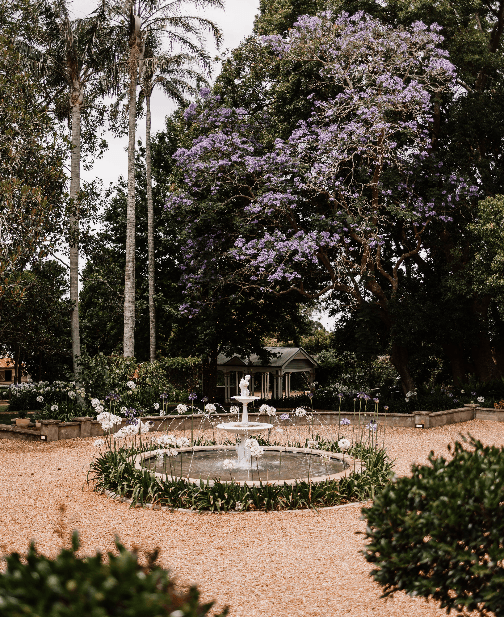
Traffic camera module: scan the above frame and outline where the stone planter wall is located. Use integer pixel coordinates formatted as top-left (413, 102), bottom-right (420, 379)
top-left (0, 405), bottom-right (503, 442)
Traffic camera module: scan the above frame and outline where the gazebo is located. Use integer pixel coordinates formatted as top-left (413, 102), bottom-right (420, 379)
top-left (217, 347), bottom-right (318, 403)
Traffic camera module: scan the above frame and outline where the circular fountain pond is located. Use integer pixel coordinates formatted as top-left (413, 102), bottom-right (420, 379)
top-left (135, 446), bottom-right (360, 487)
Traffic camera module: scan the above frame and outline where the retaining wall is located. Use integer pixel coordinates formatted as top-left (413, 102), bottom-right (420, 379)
top-left (0, 405), bottom-right (502, 442)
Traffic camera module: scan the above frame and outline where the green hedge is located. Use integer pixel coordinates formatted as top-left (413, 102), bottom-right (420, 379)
top-left (362, 436), bottom-right (504, 615)
top-left (0, 531), bottom-right (228, 616)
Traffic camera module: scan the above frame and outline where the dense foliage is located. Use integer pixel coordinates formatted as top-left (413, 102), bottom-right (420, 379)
top-left (0, 531), bottom-right (227, 616)
top-left (362, 436), bottom-right (504, 616)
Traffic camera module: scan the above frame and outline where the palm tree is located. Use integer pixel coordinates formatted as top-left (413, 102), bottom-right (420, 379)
top-left (37, 0), bottom-right (123, 375)
top-left (139, 42), bottom-right (210, 361)
top-left (105, 0), bottom-right (222, 358)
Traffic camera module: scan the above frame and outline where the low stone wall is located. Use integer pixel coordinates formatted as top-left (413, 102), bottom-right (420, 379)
top-left (0, 405), bottom-right (503, 442)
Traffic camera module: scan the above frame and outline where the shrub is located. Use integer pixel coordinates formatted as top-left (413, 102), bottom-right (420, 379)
top-left (362, 436), bottom-right (504, 616)
top-left (0, 531), bottom-right (228, 616)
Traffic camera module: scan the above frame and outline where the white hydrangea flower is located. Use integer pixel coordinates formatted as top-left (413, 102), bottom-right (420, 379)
top-left (159, 409), bottom-right (166, 416)
top-left (90, 398), bottom-right (100, 409)
top-left (165, 448), bottom-right (178, 457)
top-left (338, 438), bottom-right (351, 452)
top-left (95, 404), bottom-right (104, 414)
top-left (153, 403), bottom-right (159, 410)
top-left (259, 404), bottom-right (269, 413)
top-left (120, 406), bottom-right (128, 414)
top-left (295, 407), bottom-right (307, 417)
top-left (51, 404), bottom-right (58, 412)
top-left (176, 404), bottom-right (188, 414)
top-left (68, 391), bottom-right (76, 399)
top-left (36, 396), bottom-right (44, 403)
top-left (229, 406), bottom-right (240, 414)
top-left (204, 403), bottom-right (216, 414)
top-left (176, 437), bottom-right (190, 448)
top-left (477, 396), bottom-right (485, 403)
top-left (126, 380), bottom-right (136, 390)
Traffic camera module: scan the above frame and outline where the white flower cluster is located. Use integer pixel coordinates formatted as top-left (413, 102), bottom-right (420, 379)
top-left (204, 403), bottom-right (216, 414)
top-left (156, 434), bottom-right (190, 448)
top-left (229, 406), bottom-right (240, 414)
top-left (259, 404), bottom-right (276, 416)
top-left (176, 404), bottom-right (188, 414)
top-left (477, 396), bottom-right (485, 403)
top-left (337, 438), bottom-right (351, 452)
top-left (245, 438), bottom-right (264, 458)
top-left (295, 407), bottom-right (307, 417)
top-left (153, 403), bottom-right (159, 411)
top-left (68, 391), bottom-right (76, 399)
top-left (91, 398), bottom-right (104, 413)
top-left (36, 396), bottom-right (44, 403)
top-left (51, 404), bottom-right (58, 412)
top-left (96, 411), bottom-right (122, 431)
top-left (126, 380), bottom-right (136, 390)
top-left (114, 420), bottom-right (151, 439)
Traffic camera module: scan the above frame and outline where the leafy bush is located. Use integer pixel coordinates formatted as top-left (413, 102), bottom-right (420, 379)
top-left (0, 531), bottom-right (227, 616)
top-left (362, 436), bottom-right (504, 616)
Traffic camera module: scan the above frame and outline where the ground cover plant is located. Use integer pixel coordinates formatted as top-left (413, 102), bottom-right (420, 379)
top-left (362, 435), bottom-right (504, 616)
top-left (0, 530), bottom-right (227, 617)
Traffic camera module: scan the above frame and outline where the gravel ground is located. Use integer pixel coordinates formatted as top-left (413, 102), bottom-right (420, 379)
top-left (1, 419), bottom-right (503, 617)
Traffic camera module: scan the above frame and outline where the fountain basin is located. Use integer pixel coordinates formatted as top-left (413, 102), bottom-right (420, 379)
top-left (216, 421), bottom-right (273, 435)
top-left (135, 446), bottom-right (362, 487)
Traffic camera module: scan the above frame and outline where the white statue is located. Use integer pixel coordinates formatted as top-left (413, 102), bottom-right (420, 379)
top-left (239, 374), bottom-right (251, 397)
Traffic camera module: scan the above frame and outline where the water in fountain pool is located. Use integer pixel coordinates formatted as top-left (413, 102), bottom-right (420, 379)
top-left (142, 449), bottom-right (348, 482)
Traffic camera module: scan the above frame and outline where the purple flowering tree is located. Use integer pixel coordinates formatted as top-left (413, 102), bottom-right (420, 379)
top-left (166, 12), bottom-right (476, 393)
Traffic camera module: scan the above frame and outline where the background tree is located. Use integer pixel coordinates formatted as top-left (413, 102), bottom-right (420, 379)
top-left (37, 0), bottom-right (124, 376)
top-left (165, 13), bottom-right (472, 393)
top-left (0, 1), bottom-right (66, 305)
top-left (104, 0), bottom-right (222, 359)
top-left (139, 36), bottom-right (210, 361)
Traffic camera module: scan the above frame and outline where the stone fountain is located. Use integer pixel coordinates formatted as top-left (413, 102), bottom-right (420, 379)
top-left (216, 375), bottom-right (273, 467)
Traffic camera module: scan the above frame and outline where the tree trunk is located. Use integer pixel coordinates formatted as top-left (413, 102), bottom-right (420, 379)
top-left (471, 296), bottom-right (502, 382)
top-left (124, 12), bottom-right (142, 358)
top-left (443, 343), bottom-right (469, 385)
top-left (69, 87), bottom-right (83, 375)
top-left (145, 91), bottom-right (156, 362)
top-left (389, 342), bottom-right (415, 395)
top-left (202, 348), bottom-right (218, 401)
top-left (14, 345), bottom-right (20, 385)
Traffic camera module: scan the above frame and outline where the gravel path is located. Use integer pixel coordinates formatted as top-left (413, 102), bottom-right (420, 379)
top-left (1, 419), bottom-right (503, 617)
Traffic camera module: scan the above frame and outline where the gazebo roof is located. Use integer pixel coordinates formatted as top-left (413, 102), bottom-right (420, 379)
top-left (217, 347), bottom-right (318, 372)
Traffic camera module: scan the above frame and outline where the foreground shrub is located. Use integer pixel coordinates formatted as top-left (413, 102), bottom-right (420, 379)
top-left (0, 531), bottom-right (227, 616)
top-left (362, 436), bottom-right (504, 616)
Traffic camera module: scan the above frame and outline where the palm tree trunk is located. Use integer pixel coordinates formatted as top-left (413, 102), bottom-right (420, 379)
top-left (124, 13), bottom-right (141, 358)
top-left (69, 89), bottom-right (82, 375)
top-left (146, 91), bottom-right (156, 362)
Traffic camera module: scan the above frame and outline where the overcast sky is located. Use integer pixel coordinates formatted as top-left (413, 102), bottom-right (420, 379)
top-left (69, 0), bottom-right (260, 187)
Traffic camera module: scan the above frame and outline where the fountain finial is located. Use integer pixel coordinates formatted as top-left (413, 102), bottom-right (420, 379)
top-left (239, 375), bottom-right (250, 397)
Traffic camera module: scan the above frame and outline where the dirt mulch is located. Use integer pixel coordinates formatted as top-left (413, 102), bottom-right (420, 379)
top-left (1, 419), bottom-right (503, 617)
